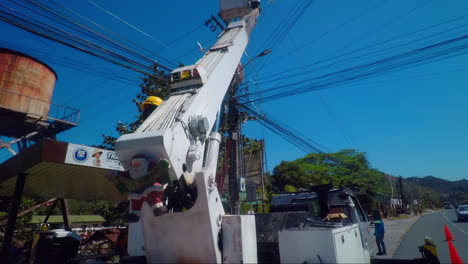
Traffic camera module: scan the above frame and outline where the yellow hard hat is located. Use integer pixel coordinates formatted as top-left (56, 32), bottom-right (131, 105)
top-left (141, 96), bottom-right (163, 108)
top-left (40, 223), bottom-right (50, 231)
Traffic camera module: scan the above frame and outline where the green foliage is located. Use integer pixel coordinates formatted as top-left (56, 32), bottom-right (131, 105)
top-left (284, 185), bottom-right (297, 192)
top-left (35, 203), bottom-right (61, 215)
top-left (0, 197), bottom-right (36, 245)
top-left (269, 149), bottom-right (448, 212)
top-left (239, 201), bottom-right (270, 214)
top-left (89, 200), bottom-right (129, 227)
top-left (242, 137), bottom-right (263, 153)
top-left (448, 192), bottom-right (468, 206)
top-left (272, 149), bottom-right (391, 196)
top-left (240, 202), bottom-right (251, 214)
top-left (272, 161), bottom-right (315, 191)
top-left (406, 176), bottom-right (466, 206)
top-left (397, 177), bottom-right (442, 209)
top-left (407, 176), bottom-right (468, 194)
top-left (67, 199), bottom-right (93, 215)
top-left (14, 197), bottom-right (36, 242)
top-left (42, 199), bottom-right (93, 216)
top-left (30, 215), bottom-right (105, 224)
top-left (97, 65), bottom-right (169, 150)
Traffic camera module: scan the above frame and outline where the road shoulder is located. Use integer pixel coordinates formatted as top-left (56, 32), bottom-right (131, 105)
top-left (380, 214), bottom-right (422, 257)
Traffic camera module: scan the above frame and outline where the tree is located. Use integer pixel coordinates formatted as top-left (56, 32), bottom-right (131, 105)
top-left (98, 64), bottom-right (169, 150)
top-left (272, 161), bottom-right (314, 191)
top-left (271, 149), bottom-right (392, 196)
top-left (67, 199), bottom-right (93, 215)
top-left (0, 197), bottom-right (36, 248)
top-left (89, 200), bottom-right (128, 227)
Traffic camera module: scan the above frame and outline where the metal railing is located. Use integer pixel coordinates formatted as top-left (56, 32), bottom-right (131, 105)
top-left (0, 88), bottom-right (80, 126)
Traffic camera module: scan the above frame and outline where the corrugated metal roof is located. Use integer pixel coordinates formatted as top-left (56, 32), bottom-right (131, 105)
top-left (30, 215), bottom-right (105, 224)
top-left (0, 139), bottom-right (126, 201)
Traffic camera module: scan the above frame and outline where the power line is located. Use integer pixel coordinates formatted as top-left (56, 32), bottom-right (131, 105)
top-left (286, 33), bottom-right (356, 149)
top-left (160, 24), bottom-right (204, 50)
top-left (254, 0), bottom-right (388, 72)
top-left (0, 40), bottom-right (140, 85)
top-left (241, 104), bottom-right (329, 154)
top-left (244, 25), bottom-right (468, 95)
top-left (47, 0), bottom-right (175, 69)
top-left (45, 0), bottom-right (173, 70)
top-left (86, 0), bottom-right (168, 48)
top-left (244, 14), bottom-right (468, 86)
top-left (10, 0), bottom-right (168, 72)
top-left (0, 1), bottom-right (173, 77)
top-left (328, 0), bottom-right (434, 59)
top-left (0, 6), bottom-right (149, 74)
top-left (241, 20), bottom-right (468, 96)
top-left (251, 0), bottom-right (313, 71)
top-left (242, 33), bottom-right (468, 104)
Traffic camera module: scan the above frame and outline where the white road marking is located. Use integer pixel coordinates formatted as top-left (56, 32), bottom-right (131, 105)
top-left (441, 211), bottom-right (468, 238)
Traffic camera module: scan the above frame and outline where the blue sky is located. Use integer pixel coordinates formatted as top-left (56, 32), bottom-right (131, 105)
top-left (1, 0), bottom-right (467, 181)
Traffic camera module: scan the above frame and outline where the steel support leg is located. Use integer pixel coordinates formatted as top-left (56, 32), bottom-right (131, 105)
top-left (1, 173), bottom-right (27, 256)
top-left (59, 199), bottom-right (71, 231)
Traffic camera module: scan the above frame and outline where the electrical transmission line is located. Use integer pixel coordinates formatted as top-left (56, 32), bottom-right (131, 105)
top-left (241, 104), bottom-right (329, 154)
top-left (241, 33), bottom-right (468, 104)
top-left (0, 1), bottom-right (173, 77)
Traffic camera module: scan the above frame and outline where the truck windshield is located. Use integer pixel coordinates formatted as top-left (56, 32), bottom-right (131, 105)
top-left (270, 193), bottom-right (319, 215)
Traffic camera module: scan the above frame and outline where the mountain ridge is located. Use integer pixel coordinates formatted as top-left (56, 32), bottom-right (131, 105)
top-left (406, 176), bottom-right (468, 204)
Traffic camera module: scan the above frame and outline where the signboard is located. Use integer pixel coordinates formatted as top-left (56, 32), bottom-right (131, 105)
top-left (65, 143), bottom-right (124, 171)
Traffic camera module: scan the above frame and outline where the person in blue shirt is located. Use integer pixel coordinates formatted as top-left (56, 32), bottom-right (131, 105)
top-left (373, 210), bottom-right (387, 256)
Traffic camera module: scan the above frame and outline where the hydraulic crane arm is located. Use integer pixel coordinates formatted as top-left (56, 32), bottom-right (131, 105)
top-left (115, 9), bottom-right (259, 185)
top-left (114, 3), bottom-right (261, 262)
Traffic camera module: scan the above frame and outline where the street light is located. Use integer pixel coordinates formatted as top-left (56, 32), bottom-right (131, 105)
top-left (243, 49), bottom-right (271, 68)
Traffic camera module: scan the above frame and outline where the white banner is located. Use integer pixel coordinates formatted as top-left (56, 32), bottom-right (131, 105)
top-left (65, 143), bottom-right (124, 171)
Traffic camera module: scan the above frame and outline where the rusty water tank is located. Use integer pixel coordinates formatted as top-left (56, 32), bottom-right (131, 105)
top-left (0, 48), bottom-right (57, 118)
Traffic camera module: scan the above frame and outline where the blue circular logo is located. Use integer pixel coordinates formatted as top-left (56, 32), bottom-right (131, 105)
top-left (73, 148), bottom-right (88, 163)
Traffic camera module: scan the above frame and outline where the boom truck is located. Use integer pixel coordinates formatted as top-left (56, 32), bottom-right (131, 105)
top-left (112, 1), bottom-right (377, 263)
top-left (0, 2), bottom-right (433, 264)
top-left (111, 1), bottom-right (426, 264)
top-left (114, 1), bottom-right (260, 263)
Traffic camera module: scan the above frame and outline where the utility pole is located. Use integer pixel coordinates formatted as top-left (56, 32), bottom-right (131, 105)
top-left (260, 140), bottom-right (266, 213)
top-left (416, 178), bottom-right (422, 207)
top-left (387, 174), bottom-right (394, 202)
top-left (398, 176), bottom-right (406, 211)
top-left (226, 49), bottom-right (271, 214)
top-left (227, 76), bottom-right (241, 214)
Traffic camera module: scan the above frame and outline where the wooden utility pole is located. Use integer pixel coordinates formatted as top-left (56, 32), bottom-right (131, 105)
top-left (398, 176), bottom-right (406, 211)
top-left (260, 141), bottom-right (265, 213)
top-left (227, 80), bottom-right (241, 214)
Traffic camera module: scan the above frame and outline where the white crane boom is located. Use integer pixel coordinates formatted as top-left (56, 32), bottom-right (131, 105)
top-left (114, 2), bottom-right (260, 263)
top-left (115, 9), bottom-right (259, 185)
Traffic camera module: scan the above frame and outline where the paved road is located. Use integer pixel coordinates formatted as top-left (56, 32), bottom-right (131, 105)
top-left (383, 215), bottom-right (421, 257)
top-left (393, 209), bottom-right (468, 263)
